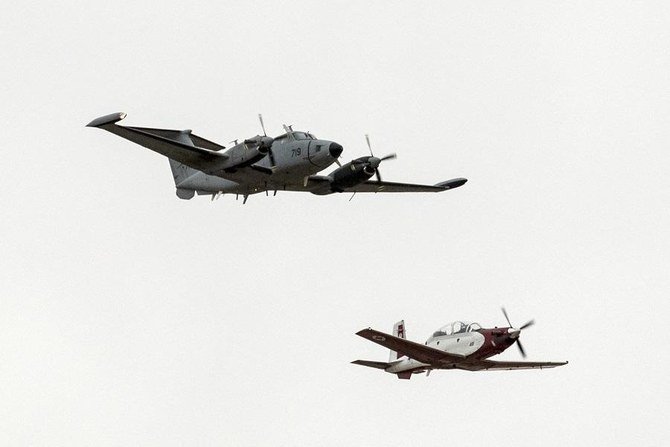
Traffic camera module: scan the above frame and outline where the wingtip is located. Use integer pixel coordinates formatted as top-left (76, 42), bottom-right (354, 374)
top-left (435, 177), bottom-right (468, 190)
top-left (86, 112), bottom-right (127, 128)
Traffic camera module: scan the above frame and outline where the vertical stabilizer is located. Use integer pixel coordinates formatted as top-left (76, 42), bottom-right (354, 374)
top-left (167, 130), bottom-right (200, 198)
top-left (388, 320), bottom-right (406, 361)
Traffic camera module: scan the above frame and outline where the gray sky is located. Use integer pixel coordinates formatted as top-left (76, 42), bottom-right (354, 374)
top-left (2, 1), bottom-right (669, 445)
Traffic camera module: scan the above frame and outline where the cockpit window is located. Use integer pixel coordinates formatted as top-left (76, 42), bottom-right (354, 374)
top-left (432, 321), bottom-right (481, 338)
top-left (433, 324), bottom-right (452, 337)
top-left (291, 132), bottom-right (312, 140)
top-left (289, 132), bottom-right (317, 140)
top-left (452, 321), bottom-right (466, 334)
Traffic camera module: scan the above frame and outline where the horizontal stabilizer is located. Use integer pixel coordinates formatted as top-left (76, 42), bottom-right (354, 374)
top-left (351, 360), bottom-right (391, 370)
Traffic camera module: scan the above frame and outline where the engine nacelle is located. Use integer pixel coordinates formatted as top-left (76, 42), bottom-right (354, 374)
top-left (329, 157), bottom-right (376, 192)
top-left (222, 141), bottom-right (270, 172)
top-left (243, 135), bottom-right (274, 154)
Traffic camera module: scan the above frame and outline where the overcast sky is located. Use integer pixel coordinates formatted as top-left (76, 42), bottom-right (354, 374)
top-left (2, 1), bottom-right (669, 445)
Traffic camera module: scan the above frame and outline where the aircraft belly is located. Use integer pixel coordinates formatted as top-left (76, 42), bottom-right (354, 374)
top-left (386, 358), bottom-right (430, 373)
top-left (181, 172), bottom-right (240, 193)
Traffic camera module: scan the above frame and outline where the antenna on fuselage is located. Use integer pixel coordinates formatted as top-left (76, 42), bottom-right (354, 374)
top-left (282, 124), bottom-right (295, 140)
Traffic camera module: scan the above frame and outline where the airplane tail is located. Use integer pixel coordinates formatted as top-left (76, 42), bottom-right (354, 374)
top-left (353, 320), bottom-right (411, 379)
top-left (168, 158), bottom-right (200, 199)
top-left (163, 130), bottom-right (199, 199)
top-left (351, 360), bottom-right (391, 370)
top-left (388, 320), bottom-right (406, 362)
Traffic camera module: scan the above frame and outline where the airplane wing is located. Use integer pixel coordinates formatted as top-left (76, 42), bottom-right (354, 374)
top-left (355, 328), bottom-right (465, 365)
top-left (87, 112), bottom-right (230, 175)
top-left (343, 178), bottom-right (467, 193)
top-left (456, 359), bottom-right (568, 371)
top-left (285, 176), bottom-right (467, 194)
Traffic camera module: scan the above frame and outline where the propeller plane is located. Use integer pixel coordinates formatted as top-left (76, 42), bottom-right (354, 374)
top-left (353, 309), bottom-right (567, 379)
top-left (86, 113), bottom-right (467, 203)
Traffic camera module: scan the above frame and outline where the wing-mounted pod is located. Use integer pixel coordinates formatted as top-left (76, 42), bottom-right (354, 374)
top-left (86, 112), bottom-right (127, 128)
top-left (435, 178), bottom-right (468, 190)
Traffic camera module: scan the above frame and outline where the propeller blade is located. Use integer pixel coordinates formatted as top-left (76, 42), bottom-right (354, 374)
top-left (380, 153), bottom-right (397, 161)
top-left (501, 307), bottom-right (513, 327)
top-left (375, 170), bottom-right (382, 182)
top-left (258, 114), bottom-right (267, 136)
top-left (335, 159), bottom-right (342, 167)
top-left (516, 339), bottom-right (527, 358)
top-left (365, 134), bottom-right (374, 156)
top-left (520, 319), bottom-right (535, 330)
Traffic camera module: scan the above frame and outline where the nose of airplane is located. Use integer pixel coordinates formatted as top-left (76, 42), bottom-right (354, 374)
top-left (329, 142), bottom-right (343, 159)
top-left (507, 327), bottom-right (521, 339)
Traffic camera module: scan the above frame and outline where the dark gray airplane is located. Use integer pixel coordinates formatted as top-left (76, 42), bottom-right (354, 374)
top-left (87, 113), bottom-right (467, 203)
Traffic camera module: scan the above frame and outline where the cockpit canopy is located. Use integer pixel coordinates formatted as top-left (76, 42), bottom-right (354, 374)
top-left (431, 321), bottom-right (482, 338)
top-left (275, 131), bottom-right (317, 141)
top-left (292, 131), bottom-right (317, 140)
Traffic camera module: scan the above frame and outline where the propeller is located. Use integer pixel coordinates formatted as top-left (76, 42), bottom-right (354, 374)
top-left (243, 114), bottom-right (276, 166)
top-left (364, 134), bottom-right (396, 182)
top-left (258, 113), bottom-right (267, 136)
top-left (501, 307), bottom-right (535, 358)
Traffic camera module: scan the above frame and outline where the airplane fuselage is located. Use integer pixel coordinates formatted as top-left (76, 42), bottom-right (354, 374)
top-left (386, 327), bottom-right (519, 375)
top-left (177, 133), bottom-right (343, 195)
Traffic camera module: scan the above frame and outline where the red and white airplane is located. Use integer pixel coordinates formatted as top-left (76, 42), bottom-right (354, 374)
top-left (353, 309), bottom-right (567, 379)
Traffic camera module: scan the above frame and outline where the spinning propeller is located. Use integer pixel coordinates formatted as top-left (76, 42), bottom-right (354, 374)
top-left (357, 134), bottom-right (396, 182)
top-left (501, 307), bottom-right (535, 358)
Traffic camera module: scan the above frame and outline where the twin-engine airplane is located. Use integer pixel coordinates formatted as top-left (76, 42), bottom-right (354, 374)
top-left (87, 113), bottom-right (467, 203)
top-left (353, 309), bottom-right (567, 379)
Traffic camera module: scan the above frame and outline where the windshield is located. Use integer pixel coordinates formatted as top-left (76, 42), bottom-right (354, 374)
top-left (291, 131), bottom-right (314, 140)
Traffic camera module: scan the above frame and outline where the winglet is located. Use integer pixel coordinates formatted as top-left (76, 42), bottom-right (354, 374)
top-left (435, 177), bottom-right (467, 190)
top-left (86, 112), bottom-right (127, 128)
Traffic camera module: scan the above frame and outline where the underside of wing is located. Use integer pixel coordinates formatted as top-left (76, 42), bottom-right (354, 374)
top-left (87, 112), bottom-right (230, 175)
top-left (280, 176), bottom-right (468, 195)
top-left (456, 360), bottom-right (568, 371)
top-left (355, 328), bottom-right (464, 365)
top-left (343, 178), bottom-right (467, 193)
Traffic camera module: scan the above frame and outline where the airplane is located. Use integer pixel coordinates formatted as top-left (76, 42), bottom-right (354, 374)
top-left (86, 112), bottom-right (467, 203)
top-left (352, 309), bottom-right (567, 379)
